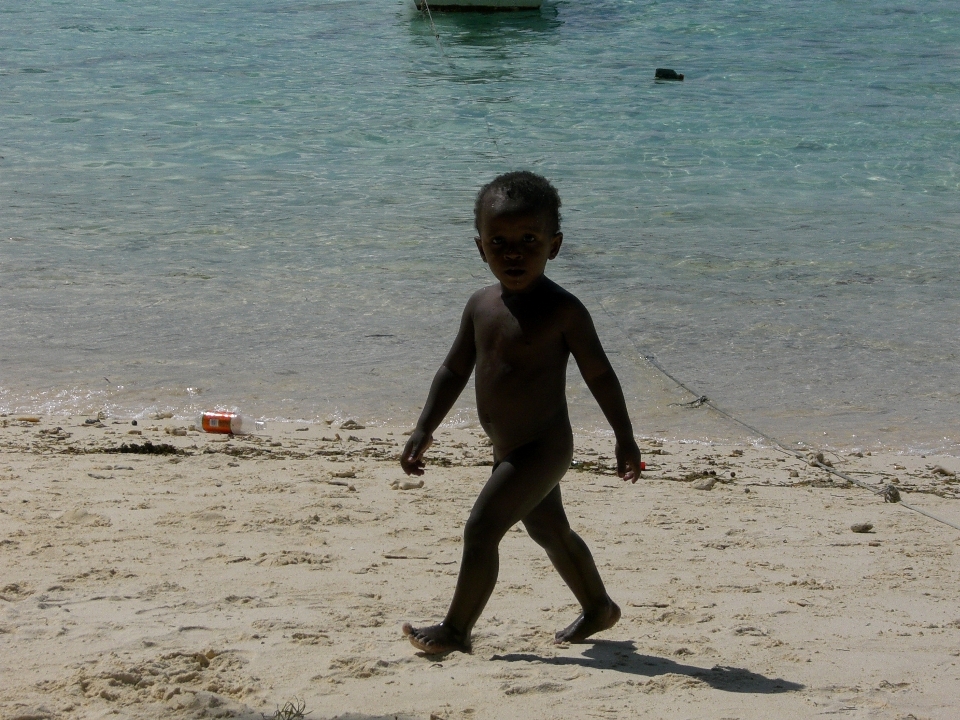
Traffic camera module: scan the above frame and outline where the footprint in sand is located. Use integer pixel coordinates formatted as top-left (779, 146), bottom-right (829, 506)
top-left (255, 551), bottom-right (331, 567)
top-left (61, 649), bottom-right (259, 711)
top-left (0, 582), bottom-right (33, 601)
top-left (324, 656), bottom-right (396, 681)
top-left (59, 508), bottom-right (111, 527)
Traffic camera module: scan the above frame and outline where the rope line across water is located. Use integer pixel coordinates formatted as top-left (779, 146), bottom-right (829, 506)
top-left (416, 0), bottom-right (506, 160)
top-left (597, 297), bottom-right (960, 535)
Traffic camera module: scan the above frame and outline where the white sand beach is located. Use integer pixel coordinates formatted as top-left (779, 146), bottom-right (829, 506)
top-left (2, 415), bottom-right (959, 719)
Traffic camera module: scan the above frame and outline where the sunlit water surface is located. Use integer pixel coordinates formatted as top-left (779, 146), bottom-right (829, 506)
top-left (2, 0), bottom-right (960, 453)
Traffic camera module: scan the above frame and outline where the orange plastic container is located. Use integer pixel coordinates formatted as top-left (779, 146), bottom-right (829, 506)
top-left (198, 411), bottom-right (237, 433)
top-left (198, 411), bottom-right (264, 435)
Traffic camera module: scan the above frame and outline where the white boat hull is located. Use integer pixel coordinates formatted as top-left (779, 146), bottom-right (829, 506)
top-left (414, 0), bottom-right (541, 11)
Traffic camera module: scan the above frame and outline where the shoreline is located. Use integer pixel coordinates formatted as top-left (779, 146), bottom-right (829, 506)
top-left (2, 415), bottom-right (960, 718)
top-left (2, 395), bottom-right (958, 459)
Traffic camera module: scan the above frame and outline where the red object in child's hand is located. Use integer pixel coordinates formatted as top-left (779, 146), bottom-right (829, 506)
top-left (640, 462), bottom-right (646, 471)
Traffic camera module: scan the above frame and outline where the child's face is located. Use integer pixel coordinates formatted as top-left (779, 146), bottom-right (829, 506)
top-left (474, 192), bottom-right (562, 294)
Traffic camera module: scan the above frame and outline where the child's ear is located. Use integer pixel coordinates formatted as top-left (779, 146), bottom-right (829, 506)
top-left (474, 236), bottom-right (488, 263)
top-left (548, 232), bottom-right (563, 260)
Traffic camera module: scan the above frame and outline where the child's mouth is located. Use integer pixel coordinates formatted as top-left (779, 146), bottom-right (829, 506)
top-left (504, 268), bottom-right (525, 277)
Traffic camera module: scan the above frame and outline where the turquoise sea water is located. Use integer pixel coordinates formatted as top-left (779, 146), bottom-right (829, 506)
top-left (2, 0), bottom-right (959, 453)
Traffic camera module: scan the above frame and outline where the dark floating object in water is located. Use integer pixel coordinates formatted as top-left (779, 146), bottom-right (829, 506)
top-left (655, 68), bottom-right (684, 81)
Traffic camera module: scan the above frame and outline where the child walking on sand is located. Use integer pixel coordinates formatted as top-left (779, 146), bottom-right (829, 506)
top-left (401, 171), bottom-right (643, 655)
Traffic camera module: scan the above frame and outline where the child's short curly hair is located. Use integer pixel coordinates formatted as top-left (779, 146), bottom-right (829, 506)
top-left (474, 171), bottom-right (562, 235)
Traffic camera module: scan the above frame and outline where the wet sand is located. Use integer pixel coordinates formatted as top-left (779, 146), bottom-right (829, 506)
top-left (1, 415), bottom-right (959, 719)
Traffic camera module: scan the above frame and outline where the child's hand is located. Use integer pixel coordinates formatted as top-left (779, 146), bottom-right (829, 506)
top-left (616, 438), bottom-right (643, 484)
top-left (401, 430), bottom-right (433, 476)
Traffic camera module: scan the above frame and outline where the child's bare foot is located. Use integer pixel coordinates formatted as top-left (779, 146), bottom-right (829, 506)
top-left (554, 600), bottom-right (621, 644)
top-left (402, 622), bottom-right (471, 654)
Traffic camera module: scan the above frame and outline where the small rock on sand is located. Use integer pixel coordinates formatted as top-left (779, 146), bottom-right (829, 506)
top-left (692, 477), bottom-right (716, 491)
top-left (340, 419), bottom-right (365, 430)
top-left (850, 522), bottom-right (874, 533)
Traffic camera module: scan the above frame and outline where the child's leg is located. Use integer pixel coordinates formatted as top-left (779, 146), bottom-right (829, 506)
top-left (403, 429), bottom-right (572, 654)
top-left (521, 484), bottom-right (620, 643)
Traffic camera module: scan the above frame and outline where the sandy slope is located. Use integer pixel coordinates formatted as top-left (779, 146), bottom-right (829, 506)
top-left (1, 415), bottom-right (959, 720)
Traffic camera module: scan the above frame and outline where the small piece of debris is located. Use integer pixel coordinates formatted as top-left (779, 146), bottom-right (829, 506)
top-left (809, 451), bottom-right (833, 468)
top-left (340, 419), bottom-right (365, 430)
top-left (655, 68), bottom-right (684, 81)
top-left (850, 522), bottom-right (874, 533)
top-left (108, 441), bottom-right (181, 455)
top-left (390, 479), bottom-right (424, 490)
top-left (692, 477), bottom-right (716, 491)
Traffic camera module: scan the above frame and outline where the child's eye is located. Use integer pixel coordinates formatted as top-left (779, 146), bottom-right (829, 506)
top-left (522, 234), bottom-right (536, 243)
top-left (491, 237), bottom-right (504, 245)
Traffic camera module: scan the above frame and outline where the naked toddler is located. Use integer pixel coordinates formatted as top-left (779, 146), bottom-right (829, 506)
top-left (401, 171), bottom-right (643, 654)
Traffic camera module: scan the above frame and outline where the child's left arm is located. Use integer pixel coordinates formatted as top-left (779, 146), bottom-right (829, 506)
top-left (564, 299), bottom-right (644, 483)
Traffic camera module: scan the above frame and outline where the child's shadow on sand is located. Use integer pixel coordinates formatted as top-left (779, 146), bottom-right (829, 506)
top-left (491, 640), bottom-right (803, 694)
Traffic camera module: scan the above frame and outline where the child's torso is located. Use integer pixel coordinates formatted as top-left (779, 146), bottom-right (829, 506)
top-left (471, 281), bottom-right (572, 451)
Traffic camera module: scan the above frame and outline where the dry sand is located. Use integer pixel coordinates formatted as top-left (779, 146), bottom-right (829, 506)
top-left (1, 414), bottom-right (959, 720)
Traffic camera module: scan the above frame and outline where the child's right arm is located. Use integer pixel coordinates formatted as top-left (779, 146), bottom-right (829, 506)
top-left (401, 297), bottom-right (478, 476)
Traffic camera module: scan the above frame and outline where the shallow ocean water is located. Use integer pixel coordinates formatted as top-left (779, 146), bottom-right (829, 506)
top-left (2, 0), bottom-right (959, 453)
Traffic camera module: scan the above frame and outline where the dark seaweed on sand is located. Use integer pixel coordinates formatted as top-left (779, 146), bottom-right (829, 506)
top-left (106, 441), bottom-right (183, 455)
